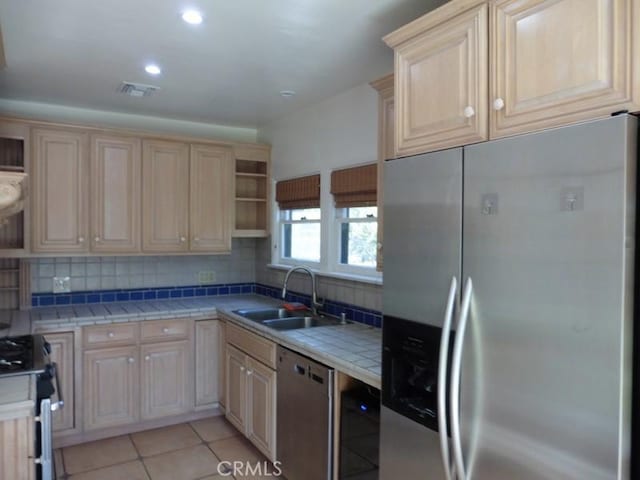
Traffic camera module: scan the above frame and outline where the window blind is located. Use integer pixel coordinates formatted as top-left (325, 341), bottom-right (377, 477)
top-left (275, 174), bottom-right (321, 209)
top-left (330, 163), bottom-right (377, 208)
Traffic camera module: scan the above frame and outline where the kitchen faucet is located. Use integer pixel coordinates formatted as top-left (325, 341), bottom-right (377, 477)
top-left (281, 265), bottom-right (323, 315)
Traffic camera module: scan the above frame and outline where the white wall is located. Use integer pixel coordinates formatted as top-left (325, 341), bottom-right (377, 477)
top-left (0, 98), bottom-right (258, 143)
top-left (258, 82), bottom-right (378, 179)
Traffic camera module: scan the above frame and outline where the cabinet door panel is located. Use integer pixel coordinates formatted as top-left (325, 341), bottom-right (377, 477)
top-left (142, 140), bottom-right (189, 252)
top-left (393, 4), bottom-right (488, 156)
top-left (84, 347), bottom-right (138, 430)
top-left (44, 332), bottom-right (75, 432)
top-left (190, 145), bottom-right (233, 252)
top-left (225, 344), bottom-right (247, 433)
top-left (90, 135), bottom-right (141, 252)
top-left (195, 320), bottom-right (220, 407)
top-left (246, 358), bottom-right (276, 460)
top-left (140, 341), bottom-right (192, 419)
top-left (218, 321), bottom-right (226, 408)
top-left (491, 0), bottom-right (640, 137)
top-left (32, 128), bottom-right (88, 252)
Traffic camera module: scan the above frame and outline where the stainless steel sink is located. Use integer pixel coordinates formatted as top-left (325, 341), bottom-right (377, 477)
top-left (233, 307), bottom-right (304, 322)
top-left (233, 307), bottom-right (342, 331)
top-left (262, 316), bottom-right (341, 331)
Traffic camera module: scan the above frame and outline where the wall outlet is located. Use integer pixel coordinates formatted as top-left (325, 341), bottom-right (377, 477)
top-left (53, 276), bottom-right (71, 293)
top-left (198, 271), bottom-right (216, 284)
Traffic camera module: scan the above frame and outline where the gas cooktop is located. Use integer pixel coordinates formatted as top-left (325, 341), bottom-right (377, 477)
top-left (0, 335), bottom-right (48, 377)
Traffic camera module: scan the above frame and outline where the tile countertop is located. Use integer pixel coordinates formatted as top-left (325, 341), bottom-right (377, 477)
top-left (0, 294), bottom-right (382, 389)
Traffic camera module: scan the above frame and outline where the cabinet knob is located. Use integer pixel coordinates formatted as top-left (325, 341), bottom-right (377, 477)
top-left (493, 98), bottom-right (505, 111)
top-left (247, 370), bottom-right (253, 376)
top-left (180, 236), bottom-right (186, 243)
top-left (463, 106), bottom-right (475, 118)
top-left (240, 366), bottom-right (245, 372)
top-left (94, 236), bottom-right (101, 243)
top-left (108, 332), bottom-right (115, 338)
top-left (377, 242), bottom-right (383, 251)
top-left (145, 355), bottom-right (150, 361)
top-left (128, 357), bottom-right (135, 363)
top-left (162, 327), bottom-right (169, 334)
top-left (78, 236), bottom-right (85, 243)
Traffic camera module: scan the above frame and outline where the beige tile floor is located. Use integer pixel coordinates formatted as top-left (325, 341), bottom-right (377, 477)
top-left (54, 416), bottom-right (283, 480)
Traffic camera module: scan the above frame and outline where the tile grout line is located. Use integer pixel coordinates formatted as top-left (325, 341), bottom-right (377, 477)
top-left (128, 433), bottom-right (153, 480)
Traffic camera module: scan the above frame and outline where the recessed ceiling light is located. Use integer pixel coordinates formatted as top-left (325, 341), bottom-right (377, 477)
top-left (145, 64), bottom-right (162, 75)
top-left (280, 90), bottom-right (296, 98)
top-left (182, 10), bottom-right (203, 25)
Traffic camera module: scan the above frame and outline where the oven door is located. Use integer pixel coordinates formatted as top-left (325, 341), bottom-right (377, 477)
top-left (35, 363), bottom-right (63, 480)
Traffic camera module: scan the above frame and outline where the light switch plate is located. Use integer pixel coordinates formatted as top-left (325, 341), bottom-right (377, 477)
top-left (53, 276), bottom-right (71, 293)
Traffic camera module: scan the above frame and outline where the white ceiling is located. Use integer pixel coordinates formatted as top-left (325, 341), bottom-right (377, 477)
top-left (0, 0), bottom-right (445, 128)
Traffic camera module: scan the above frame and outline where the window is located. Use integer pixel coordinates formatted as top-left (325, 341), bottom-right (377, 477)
top-left (331, 163), bottom-right (378, 273)
top-left (336, 206), bottom-right (377, 268)
top-left (280, 207), bottom-right (321, 263)
top-left (273, 166), bottom-right (381, 280)
top-left (275, 174), bottom-right (321, 265)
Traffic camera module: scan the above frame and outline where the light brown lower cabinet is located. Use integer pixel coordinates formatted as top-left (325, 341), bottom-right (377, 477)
top-left (195, 320), bottom-right (221, 408)
top-left (83, 346), bottom-right (139, 430)
top-left (45, 332), bottom-right (75, 433)
top-left (0, 415), bottom-right (35, 480)
top-left (82, 318), bottom-right (196, 432)
top-left (225, 343), bottom-right (247, 432)
top-left (225, 342), bottom-right (277, 461)
top-left (141, 340), bottom-right (191, 419)
top-left (245, 357), bottom-right (276, 457)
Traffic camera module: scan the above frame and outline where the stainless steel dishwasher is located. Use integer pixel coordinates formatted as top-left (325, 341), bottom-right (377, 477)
top-left (277, 345), bottom-right (334, 480)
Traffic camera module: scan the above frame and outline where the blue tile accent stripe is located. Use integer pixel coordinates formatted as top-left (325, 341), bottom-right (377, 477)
top-left (31, 282), bottom-right (382, 328)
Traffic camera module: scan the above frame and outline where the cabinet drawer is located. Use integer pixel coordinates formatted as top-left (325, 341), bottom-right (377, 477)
top-left (83, 323), bottom-right (138, 348)
top-left (140, 319), bottom-right (190, 342)
top-left (226, 322), bottom-right (276, 369)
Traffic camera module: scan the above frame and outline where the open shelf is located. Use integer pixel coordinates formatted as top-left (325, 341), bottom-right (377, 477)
top-left (234, 156), bottom-right (269, 237)
top-left (0, 136), bottom-right (26, 252)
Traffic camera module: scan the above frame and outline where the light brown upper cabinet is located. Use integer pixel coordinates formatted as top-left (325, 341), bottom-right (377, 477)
top-left (142, 140), bottom-right (190, 252)
top-left (384, 0), bottom-right (489, 157)
top-left (385, 0), bottom-right (640, 155)
top-left (31, 128), bottom-right (89, 253)
top-left (190, 144), bottom-right (233, 253)
top-left (370, 73), bottom-right (395, 271)
top-left (490, 0), bottom-right (640, 138)
top-left (90, 135), bottom-right (141, 253)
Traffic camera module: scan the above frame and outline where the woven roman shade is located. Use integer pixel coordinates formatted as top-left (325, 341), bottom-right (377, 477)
top-left (331, 163), bottom-right (377, 208)
top-left (276, 174), bottom-right (321, 209)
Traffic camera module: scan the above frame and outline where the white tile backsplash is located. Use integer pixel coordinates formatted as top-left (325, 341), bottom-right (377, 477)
top-left (30, 239), bottom-right (257, 294)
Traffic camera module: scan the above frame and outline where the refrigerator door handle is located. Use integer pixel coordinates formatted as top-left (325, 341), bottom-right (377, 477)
top-left (437, 276), bottom-right (457, 480)
top-left (450, 277), bottom-right (473, 480)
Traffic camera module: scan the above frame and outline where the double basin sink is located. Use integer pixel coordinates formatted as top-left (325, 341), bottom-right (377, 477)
top-left (232, 307), bottom-right (342, 331)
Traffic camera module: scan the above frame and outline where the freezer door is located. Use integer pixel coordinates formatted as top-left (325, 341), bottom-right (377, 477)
top-left (380, 406), bottom-right (448, 480)
top-left (460, 116), bottom-right (636, 480)
top-left (383, 149), bottom-right (463, 326)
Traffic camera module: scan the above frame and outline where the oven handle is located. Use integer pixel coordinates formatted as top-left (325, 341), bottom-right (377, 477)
top-left (35, 397), bottom-right (53, 480)
top-left (50, 362), bottom-right (64, 411)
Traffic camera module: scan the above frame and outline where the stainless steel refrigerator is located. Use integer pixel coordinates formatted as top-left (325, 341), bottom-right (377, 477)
top-left (380, 115), bottom-right (636, 480)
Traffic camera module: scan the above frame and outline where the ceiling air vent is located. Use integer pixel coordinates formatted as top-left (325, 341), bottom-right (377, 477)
top-left (118, 81), bottom-right (160, 97)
